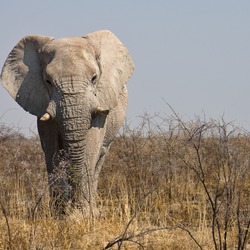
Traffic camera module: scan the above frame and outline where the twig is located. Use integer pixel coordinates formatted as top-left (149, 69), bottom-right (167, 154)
top-left (177, 225), bottom-right (203, 250)
top-left (0, 200), bottom-right (11, 249)
top-left (103, 224), bottom-right (203, 250)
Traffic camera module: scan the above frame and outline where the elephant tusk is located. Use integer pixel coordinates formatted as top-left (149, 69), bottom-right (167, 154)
top-left (40, 113), bottom-right (50, 121)
top-left (96, 106), bottom-right (105, 112)
top-left (96, 106), bottom-right (109, 115)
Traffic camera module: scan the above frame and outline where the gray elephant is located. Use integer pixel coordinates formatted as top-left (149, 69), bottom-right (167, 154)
top-left (1, 30), bottom-right (134, 215)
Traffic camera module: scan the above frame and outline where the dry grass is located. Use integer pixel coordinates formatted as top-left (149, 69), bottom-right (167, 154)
top-left (0, 114), bottom-right (249, 249)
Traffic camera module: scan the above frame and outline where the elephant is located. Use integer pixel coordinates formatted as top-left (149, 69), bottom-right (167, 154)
top-left (1, 30), bottom-right (134, 215)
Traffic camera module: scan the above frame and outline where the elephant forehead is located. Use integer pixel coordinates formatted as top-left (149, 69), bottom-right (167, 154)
top-left (42, 37), bottom-right (98, 77)
top-left (46, 56), bottom-right (96, 79)
top-left (42, 37), bottom-right (95, 56)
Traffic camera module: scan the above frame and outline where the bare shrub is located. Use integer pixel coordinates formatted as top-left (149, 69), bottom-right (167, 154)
top-left (100, 113), bottom-right (250, 249)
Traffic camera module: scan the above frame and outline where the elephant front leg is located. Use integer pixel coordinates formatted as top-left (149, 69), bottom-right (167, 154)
top-left (67, 116), bottom-right (107, 216)
top-left (37, 119), bottom-right (69, 215)
top-left (68, 163), bottom-right (98, 216)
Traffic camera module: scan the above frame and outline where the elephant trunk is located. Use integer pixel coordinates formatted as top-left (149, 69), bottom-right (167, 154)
top-left (54, 80), bottom-right (100, 209)
top-left (61, 105), bottom-right (96, 210)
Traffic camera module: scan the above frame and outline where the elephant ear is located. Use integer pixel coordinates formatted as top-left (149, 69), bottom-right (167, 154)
top-left (84, 30), bottom-right (134, 110)
top-left (1, 35), bottom-right (54, 117)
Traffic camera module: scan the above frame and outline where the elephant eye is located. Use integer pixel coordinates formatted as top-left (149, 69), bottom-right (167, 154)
top-left (91, 74), bottom-right (98, 84)
top-left (46, 79), bottom-right (52, 85)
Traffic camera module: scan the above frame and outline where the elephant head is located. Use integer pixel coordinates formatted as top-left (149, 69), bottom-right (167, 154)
top-left (1, 30), bottom-right (134, 119)
top-left (1, 30), bottom-right (134, 214)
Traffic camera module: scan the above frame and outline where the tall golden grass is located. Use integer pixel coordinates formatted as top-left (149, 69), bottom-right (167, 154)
top-left (0, 114), bottom-right (249, 249)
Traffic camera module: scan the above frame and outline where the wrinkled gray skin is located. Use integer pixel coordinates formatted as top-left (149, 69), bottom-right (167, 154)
top-left (1, 30), bottom-right (134, 215)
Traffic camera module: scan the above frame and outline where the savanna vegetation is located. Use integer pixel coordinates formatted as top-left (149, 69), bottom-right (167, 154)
top-left (0, 112), bottom-right (249, 249)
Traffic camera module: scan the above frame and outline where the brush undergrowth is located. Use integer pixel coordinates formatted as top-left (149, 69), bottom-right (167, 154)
top-left (0, 114), bottom-right (249, 250)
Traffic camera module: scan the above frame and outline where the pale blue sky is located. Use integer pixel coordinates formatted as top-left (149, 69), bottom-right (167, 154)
top-left (1, 1), bottom-right (250, 135)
